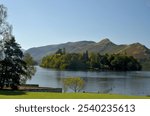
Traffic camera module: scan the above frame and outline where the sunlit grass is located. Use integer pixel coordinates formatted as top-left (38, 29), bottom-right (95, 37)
top-left (0, 91), bottom-right (149, 99)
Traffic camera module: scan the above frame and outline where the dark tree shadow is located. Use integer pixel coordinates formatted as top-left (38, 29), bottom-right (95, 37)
top-left (0, 90), bottom-right (26, 95)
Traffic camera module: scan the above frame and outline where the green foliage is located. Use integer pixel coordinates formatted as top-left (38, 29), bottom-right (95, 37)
top-left (40, 49), bottom-right (142, 71)
top-left (63, 77), bottom-right (85, 92)
top-left (0, 36), bottom-right (36, 89)
top-left (23, 53), bottom-right (35, 65)
top-left (55, 48), bottom-right (66, 55)
top-left (0, 5), bottom-right (36, 89)
top-left (41, 53), bottom-right (89, 70)
top-left (22, 53), bottom-right (36, 83)
top-left (141, 59), bottom-right (150, 70)
top-left (110, 55), bottom-right (142, 71)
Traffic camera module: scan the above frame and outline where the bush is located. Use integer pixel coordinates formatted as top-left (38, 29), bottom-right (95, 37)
top-left (63, 77), bottom-right (85, 92)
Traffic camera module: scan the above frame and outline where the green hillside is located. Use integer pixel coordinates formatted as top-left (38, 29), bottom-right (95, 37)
top-left (26, 38), bottom-right (150, 70)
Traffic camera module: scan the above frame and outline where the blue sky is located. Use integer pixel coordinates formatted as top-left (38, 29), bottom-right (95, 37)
top-left (1, 0), bottom-right (150, 49)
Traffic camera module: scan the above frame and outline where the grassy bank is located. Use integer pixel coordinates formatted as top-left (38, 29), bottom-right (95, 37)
top-left (0, 91), bottom-right (149, 99)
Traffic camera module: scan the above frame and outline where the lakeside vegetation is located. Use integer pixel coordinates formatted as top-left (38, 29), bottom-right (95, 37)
top-left (40, 48), bottom-right (142, 71)
top-left (141, 60), bottom-right (150, 71)
top-left (0, 91), bottom-right (149, 99)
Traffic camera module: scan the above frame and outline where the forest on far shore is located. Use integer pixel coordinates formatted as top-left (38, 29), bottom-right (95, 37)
top-left (40, 48), bottom-right (142, 71)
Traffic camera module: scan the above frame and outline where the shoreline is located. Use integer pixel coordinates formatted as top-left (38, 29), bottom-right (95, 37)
top-left (1, 84), bottom-right (62, 93)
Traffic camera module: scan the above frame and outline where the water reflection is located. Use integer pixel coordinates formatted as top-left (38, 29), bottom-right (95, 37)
top-left (27, 66), bottom-right (150, 96)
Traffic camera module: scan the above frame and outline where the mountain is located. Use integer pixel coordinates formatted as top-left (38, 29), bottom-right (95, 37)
top-left (26, 38), bottom-right (150, 64)
top-left (26, 41), bottom-right (95, 62)
top-left (117, 43), bottom-right (150, 60)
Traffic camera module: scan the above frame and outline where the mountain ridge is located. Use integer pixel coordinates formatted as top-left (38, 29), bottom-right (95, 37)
top-left (26, 39), bottom-right (150, 64)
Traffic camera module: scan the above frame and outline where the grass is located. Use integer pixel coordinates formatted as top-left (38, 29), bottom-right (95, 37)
top-left (0, 90), bottom-right (149, 99)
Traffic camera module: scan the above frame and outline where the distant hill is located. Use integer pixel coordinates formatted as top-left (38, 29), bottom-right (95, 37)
top-left (26, 38), bottom-right (150, 68)
top-left (26, 41), bottom-right (95, 62)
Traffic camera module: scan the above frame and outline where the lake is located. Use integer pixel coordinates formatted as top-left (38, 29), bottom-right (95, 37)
top-left (27, 66), bottom-right (150, 96)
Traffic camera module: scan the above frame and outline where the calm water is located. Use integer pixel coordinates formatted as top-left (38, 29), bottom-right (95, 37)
top-left (27, 66), bottom-right (150, 96)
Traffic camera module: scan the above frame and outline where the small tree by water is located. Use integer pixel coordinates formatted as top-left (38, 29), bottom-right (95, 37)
top-left (63, 77), bottom-right (85, 93)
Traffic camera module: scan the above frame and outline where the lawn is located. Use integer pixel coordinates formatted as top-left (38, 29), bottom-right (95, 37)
top-left (0, 90), bottom-right (149, 99)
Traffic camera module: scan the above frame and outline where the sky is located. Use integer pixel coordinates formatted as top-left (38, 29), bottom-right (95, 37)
top-left (0, 0), bottom-right (150, 49)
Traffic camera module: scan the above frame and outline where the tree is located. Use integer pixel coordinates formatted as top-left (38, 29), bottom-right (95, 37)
top-left (62, 48), bottom-right (66, 55)
top-left (63, 77), bottom-right (85, 92)
top-left (89, 53), bottom-right (100, 69)
top-left (55, 48), bottom-right (63, 55)
top-left (83, 50), bottom-right (89, 62)
top-left (0, 4), bottom-right (36, 89)
top-left (0, 5), bottom-right (11, 60)
top-left (23, 53), bottom-right (36, 65)
top-left (23, 53), bottom-right (36, 83)
top-left (41, 52), bottom-right (142, 71)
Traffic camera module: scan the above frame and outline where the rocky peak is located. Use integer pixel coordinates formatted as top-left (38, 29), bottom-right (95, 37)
top-left (98, 38), bottom-right (114, 45)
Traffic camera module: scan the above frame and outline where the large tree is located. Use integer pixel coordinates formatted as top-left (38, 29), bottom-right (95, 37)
top-left (0, 4), bottom-right (35, 89)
